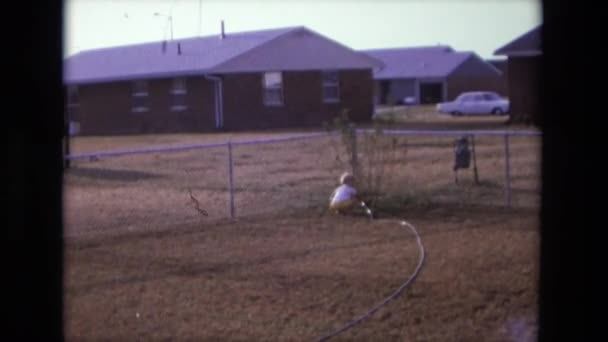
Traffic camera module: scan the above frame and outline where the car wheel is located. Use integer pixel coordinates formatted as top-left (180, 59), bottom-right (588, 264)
top-left (492, 108), bottom-right (504, 115)
top-left (451, 111), bottom-right (463, 116)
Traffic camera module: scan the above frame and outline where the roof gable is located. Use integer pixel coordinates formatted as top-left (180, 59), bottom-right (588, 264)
top-left (494, 25), bottom-right (542, 56)
top-left (362, 46), bottom-right (473, 79)
top-left (211, 27), bottom-right (384, 73)
top-left (449, 54), bottom-right (503, 77)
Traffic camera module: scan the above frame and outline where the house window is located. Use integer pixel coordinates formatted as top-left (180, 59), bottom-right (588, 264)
top-left (263, 71), bottom-right (283, 106)
top-left (322, 71), bottom-right (340, 103)
top-left (132, 80), bottom-right (149, 112)
top-left (171, 77), bottom-right (187, 111)
top-left (67, 86), bottom-right (79, 107)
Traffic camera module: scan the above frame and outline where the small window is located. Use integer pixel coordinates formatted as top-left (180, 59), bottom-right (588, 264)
top-left (133, 80), bottom-right (148, 96)
top-left (132, 96), bottom-right (148, 112)
top-left (171, 77), bottom-right (187, 94)
top-left (132, 80), bottom-right (149, 112)
top-left (67, 86), bottom-right (79, 107)
top-left (171, 78), bottom-right (188, 111)
top-left (322, 71), bottom-right (339, 103)
top-left (263, 72), bottom-right (283, 106)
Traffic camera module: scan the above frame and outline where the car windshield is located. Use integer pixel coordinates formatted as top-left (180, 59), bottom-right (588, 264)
top-left (457, 94), bottom-right (473, 102)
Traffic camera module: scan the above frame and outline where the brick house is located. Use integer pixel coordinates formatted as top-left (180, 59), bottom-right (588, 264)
top-left (362, 46), bottom-right (505, 105)
top-left (494, 25), bottom-right (542, 125)
top-left (64, 26), bottom-right (383, 135)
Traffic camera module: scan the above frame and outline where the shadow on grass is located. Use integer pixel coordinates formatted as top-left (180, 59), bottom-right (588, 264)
top-left (66, 166), bottom-right (164, 182)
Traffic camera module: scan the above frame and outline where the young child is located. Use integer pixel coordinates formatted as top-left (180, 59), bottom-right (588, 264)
top-left (329, 172), bottom-right (361, 214)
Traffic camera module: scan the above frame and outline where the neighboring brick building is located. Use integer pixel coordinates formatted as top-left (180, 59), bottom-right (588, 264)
top-left (362, 46), bottom-right (505, 105)
top-left (494, 25), bottom-right (542, 125)
top-left (64, 26), bottom-right (383, 135)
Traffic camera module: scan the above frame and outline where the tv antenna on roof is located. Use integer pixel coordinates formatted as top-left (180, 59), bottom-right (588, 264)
top-left (154, 12), bottom-right (174, 41)
top-left (198, 0), bottom-right (202, 36)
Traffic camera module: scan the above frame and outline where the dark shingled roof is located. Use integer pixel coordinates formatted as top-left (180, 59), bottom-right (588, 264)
top-left (362, 46), bottom-right (483, 79)
top-left (494, 25), bottom-right (542, 56)
top-left (64, 26), bottom-right (383, 84)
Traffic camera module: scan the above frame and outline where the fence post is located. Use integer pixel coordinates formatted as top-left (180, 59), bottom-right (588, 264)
top-left (64, 111), bottom-right (71, 169)
top-left (504, 134), bottom-right (512, 208)
top-left (227, 141), bottom-right (235, 218)
top-left (471, 134), bottom-right (478, 184)
top-left (349, 124), bottom-right (360, 179)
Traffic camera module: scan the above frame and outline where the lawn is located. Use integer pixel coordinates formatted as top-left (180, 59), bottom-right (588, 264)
top-left (64, 114), bottom-right (540, 341)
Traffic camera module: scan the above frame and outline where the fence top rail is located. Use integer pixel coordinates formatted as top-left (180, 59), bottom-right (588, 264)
top-left (65, 129), bottom-right (541, 161)
top-left (65, 132), bottom-right (336, 161)
top-left (230, 131), bottom-right (336, 146)
top-left (356, 129), bottom-right (542, 137)
top-left (66, 141), bottom-right (230, 160)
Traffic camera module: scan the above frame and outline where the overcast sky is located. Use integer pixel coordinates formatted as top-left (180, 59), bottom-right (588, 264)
top-left (64, 0), bottom-right (541, 59)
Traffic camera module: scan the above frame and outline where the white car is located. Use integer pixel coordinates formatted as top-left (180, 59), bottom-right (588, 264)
top-left (437, 91), bottom-right (509, 116)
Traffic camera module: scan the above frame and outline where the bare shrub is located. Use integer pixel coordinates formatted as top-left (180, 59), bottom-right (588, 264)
top-left (323, 109), bottom-right (408, 210)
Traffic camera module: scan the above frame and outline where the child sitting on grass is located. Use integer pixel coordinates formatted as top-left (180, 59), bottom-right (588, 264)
top-left (329, 172), bottom-right (363, 215)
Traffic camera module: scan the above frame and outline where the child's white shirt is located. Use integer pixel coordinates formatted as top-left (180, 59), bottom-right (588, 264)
top-left (330, 184), bottom-right (357, 205)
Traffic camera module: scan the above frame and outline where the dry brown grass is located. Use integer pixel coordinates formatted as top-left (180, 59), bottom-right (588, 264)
top-left (65, 211), bottom-right (538, 341)
top-left (373, 105), bottom-right (537, 131)
top-left (64, 117), bottom-right (541, 341)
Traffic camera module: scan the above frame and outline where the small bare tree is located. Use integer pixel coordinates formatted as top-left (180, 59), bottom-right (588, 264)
top-left (323, 109), bottom-right (407, 210)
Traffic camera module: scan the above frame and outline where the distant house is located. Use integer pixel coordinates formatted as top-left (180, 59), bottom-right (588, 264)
top-left (362, 46), bottom-right (505, 105)
top-left (494, 25), bottom-right (541, 125)
top-left (64, 26), bottom-right (383, 135)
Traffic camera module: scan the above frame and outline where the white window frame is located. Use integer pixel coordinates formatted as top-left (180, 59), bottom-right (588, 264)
top-left (132, 80), bottom-right (149, 113)
top-left (262, 71), bottom-right (283, 106)
top-left (322, 71), bottom-right (340, 103)
top-left (170, 77), bottom-right (188, 111)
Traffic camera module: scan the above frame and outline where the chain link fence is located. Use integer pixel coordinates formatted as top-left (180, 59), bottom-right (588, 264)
top-left (64, 131), bottom-right (540, 236)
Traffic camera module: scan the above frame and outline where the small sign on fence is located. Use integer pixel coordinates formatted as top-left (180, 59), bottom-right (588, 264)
top-left (453, 135), bottom-right (479, 184)
top-left (454, 136), bottom-right (471, 170)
